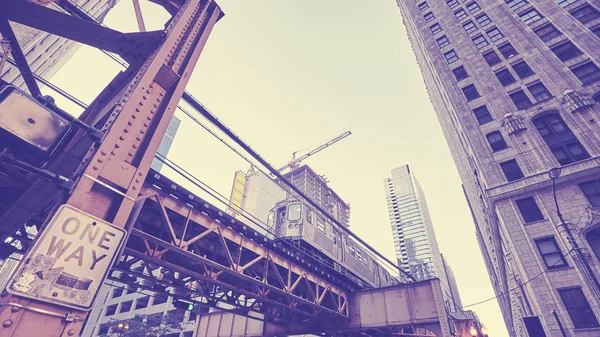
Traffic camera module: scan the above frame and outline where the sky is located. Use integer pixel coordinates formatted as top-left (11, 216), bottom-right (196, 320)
top-left (46, 1), bottom-right (509, 336)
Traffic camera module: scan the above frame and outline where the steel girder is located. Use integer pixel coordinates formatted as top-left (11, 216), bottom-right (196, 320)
top-left (109, 182), bottom-right (349, 325)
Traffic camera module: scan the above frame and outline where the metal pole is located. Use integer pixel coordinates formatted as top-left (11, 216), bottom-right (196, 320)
top-left (552, 178), bottom-right (600, 297)
top-left (552, 309), bottom-right (568, 337)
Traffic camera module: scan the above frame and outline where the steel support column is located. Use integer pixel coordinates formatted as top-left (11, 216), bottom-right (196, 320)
top-left (0, 1), bottom-right (222, 337)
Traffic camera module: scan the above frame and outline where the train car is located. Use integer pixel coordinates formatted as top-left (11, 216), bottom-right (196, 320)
top-left (267, 197), bottom-right (397, 288)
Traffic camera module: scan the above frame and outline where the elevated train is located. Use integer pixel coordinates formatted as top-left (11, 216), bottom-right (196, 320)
top-left (267, 198), bottom-right (400, 288)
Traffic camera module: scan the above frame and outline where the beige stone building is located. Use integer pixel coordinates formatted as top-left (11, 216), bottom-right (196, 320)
top-left (396, 0), bottom-right (600, 336)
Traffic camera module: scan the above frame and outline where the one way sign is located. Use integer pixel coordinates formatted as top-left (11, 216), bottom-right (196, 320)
top-left (8, 205), bottom-right (126, 310)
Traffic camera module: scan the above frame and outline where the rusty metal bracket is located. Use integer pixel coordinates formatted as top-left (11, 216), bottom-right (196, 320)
top-left (0, 303), bottom-right (84, 323)
top-left (0, 20), bottom-right (41, 97)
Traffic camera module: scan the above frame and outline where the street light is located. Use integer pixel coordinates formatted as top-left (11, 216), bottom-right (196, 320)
top-left (549, 167), bottom-right (562, 180)
top-left (469, 326), bottom-right (478, 337)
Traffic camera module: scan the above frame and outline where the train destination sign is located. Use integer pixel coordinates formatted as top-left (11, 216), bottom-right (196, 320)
top-left (7, 205), bottom-right (126, 310)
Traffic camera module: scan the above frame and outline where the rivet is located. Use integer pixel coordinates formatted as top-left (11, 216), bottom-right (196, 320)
top-left (138, 172), bottom-right (143, 176)
top-left (67, 329), bottom-right (76, 336)
top-left (136, 137), bottom-right (142, 141)
top-left (97, 158), bottom-right (103, 163)
top-left (123, 129), bottom-right (129, 133)
top-left (143, 123), bottom-right (148, 127)
top-left (11, 306), bottom-right (19, 312)
top-left (92, 166), bottom-right (99, 170)
top-left (147, 116), bottom-right (152, 121)
top-left (140, 130), bottom-right (145, 134)
top-left (115, 144), bottom-right (121, 148)
top-left (132, 144), bottom-right (138, 149)
top-left (128, 122), bottom-right (133, 126)
top-left (135, 179), bottom-right (140, 183)
top-left (128, 152), bottom-right (134, 157)
top-left (100, 150), bottom-right (107, 156)
top-left (135, 108), bottom-right (141, 113)
top-left (131, 115), bottom-right (137, 119)
top-left (132, 186), bottom-right (137, 190)
top-left (3, 320), bottom-right (12, 328)
top-left (119, 136), bottom-right (125, 141)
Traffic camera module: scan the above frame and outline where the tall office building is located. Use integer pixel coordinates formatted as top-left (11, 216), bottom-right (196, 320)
top-left (384, 165), bottom-right (461, 310)
top-left (397, 0), bottom-right (600, 336)
top-left (151, 116), bottom-right (182, 172)
top-left (1, 0), bottom-right (117, 90)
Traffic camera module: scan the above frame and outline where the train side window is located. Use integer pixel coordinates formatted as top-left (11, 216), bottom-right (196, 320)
top-left (276, 207), bottom-right (286, 226)
top-left (288, 203), bottom-right (301, 221)
top-left (316, 217), bottom-right (326, 233)
top-left (356, 249), bottom-right (363, 263)
top-left (347, 240), bottom-right (355, 256)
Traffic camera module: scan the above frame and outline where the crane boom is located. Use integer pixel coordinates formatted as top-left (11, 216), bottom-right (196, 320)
top-left (277, 131), bottom-right (351, 172)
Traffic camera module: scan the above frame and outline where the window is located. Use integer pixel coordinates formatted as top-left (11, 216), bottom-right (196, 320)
top-left (535, 237), bottom-right (568, 269)
top-left (98, 324), bottom-right (110, 336)
top-left (500, 159), bottom-right (524, 181)
top-left (495, 69), bottom-right (516, 86)
top-left (558, 288), bottom-right (599, 329)
top-left (586, 227), bottom-right (600, 262)
top-left (430, 23), bottom-right (443, 35)
top-left (498, 43), bottom-right (518, 58)
top-left (571, 62), bottom-right (600, 85)
top-left (533, 113), bottom-right (590, 165)
top-left (418, 2), bottom-right (429, 12)
top-left (462, 84), bottom-right (481, 101)
top-left (472, 35), bottom-right (489, 48)
top-left (452, 65), bottom-right (469, 81)
top-left (520, 9), bottom-right (543, 24)
top-left (512, 60), bottom-right (535, 79)
top-left (592, 25), bottom-right (600, 37)
top-left (556, 0), bottom-right (577, 7)
top-left (534, 24), bottom-right (562, 42)
top-left (119, 300), bottom-right (133, 314)
top-left (550, 41), bottom-right (582, 61)
top-left (506, 0), bottom-right (528, 11)
top-left (486, 131), bottom-right (508, 151)
top-left (570, 5), bottom-right (600, 24)
top-left (447, 0), bottom-right (460, 9)
top-left (510, 90), bottom-right (533, 110)
top-left (486, 27), bottom-right (504, 41)
top-left (153, 295), bottom-right (168, 305)
top-left (516, 197), bottom-right (544, 223)
top-left (455, 9), bottom-right (468, 21)
top-left (466, 1), bottom-right (481, 13)
top-left (476, 14), bottom-right (492, 26)
top-left (594, 91), bottom-right (600, 103)
top-left (579, 181), bottom-right (600, 207)
top-left (483, 50), bottom-right (502, 66)
top-left (528, 82), bottom-right (552, 102)
top-left (437, 35), bottom-right (450, 48)
top-left (105, 304), bottom-right (117, 316)
top-left (444, 50), bottom-right (459, 64)
top-left (112, 288), bottom-right (123, 298)
top-left (424, 12), bottom-right (436, 22)
top-left (288, 203), bottom-right (301, 221)
top-left (135, 296), bottom-right (149, 310)
top-left (463, 21), bottom-right (478, 34)
top-left (473, 105), bottom-right (493, 124)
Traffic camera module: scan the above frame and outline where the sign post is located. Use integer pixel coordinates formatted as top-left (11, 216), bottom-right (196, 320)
top-left (7, 205), bottom-right (126, 310)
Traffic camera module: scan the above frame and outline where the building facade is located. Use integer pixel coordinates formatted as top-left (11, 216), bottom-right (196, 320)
top-left (80, 281), bottom-right (196, 337)
top-left (396, 0), bottom-right (600, 336)
top-left (384, 165), bottom-right (462, 311)
top-left (1, 0), bottom-right (117, 90)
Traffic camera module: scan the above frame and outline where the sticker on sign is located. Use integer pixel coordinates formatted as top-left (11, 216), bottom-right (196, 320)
top-left (7, 205), bottom-right (126, 310)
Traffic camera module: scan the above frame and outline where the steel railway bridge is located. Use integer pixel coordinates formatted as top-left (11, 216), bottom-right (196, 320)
top-left (0, 0), bottom-right (480, 336)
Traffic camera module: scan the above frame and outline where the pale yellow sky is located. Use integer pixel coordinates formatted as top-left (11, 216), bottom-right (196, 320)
top-left (46, 1), bottom-right (508, 336)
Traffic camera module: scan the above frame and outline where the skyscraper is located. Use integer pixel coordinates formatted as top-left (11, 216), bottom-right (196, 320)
top-left (396, 0), bottom-right (600, 335)
top-left (151, 116), bottom-right (182, 172)
top-left (384, 165), bottom-right (461, 310)
top-left (1, 0), bottom-right (117, 90)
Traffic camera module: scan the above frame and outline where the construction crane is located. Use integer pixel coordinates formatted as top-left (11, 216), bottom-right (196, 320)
top-left (276, 131), bottom-right (351, 173)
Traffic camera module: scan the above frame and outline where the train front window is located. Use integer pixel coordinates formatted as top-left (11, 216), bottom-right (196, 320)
top-left (288, 203), bottom-right (301, 222)
top-left (276, 206), bottom-right (287, 226)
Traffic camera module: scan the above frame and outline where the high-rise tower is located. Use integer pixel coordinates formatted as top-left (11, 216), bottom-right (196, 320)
top-left (1, 0), bottom-right (117, 90)
top-left (397, 0), bottom-right (600, 336)
top-left (384, 165), bottom-right (461, 310)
